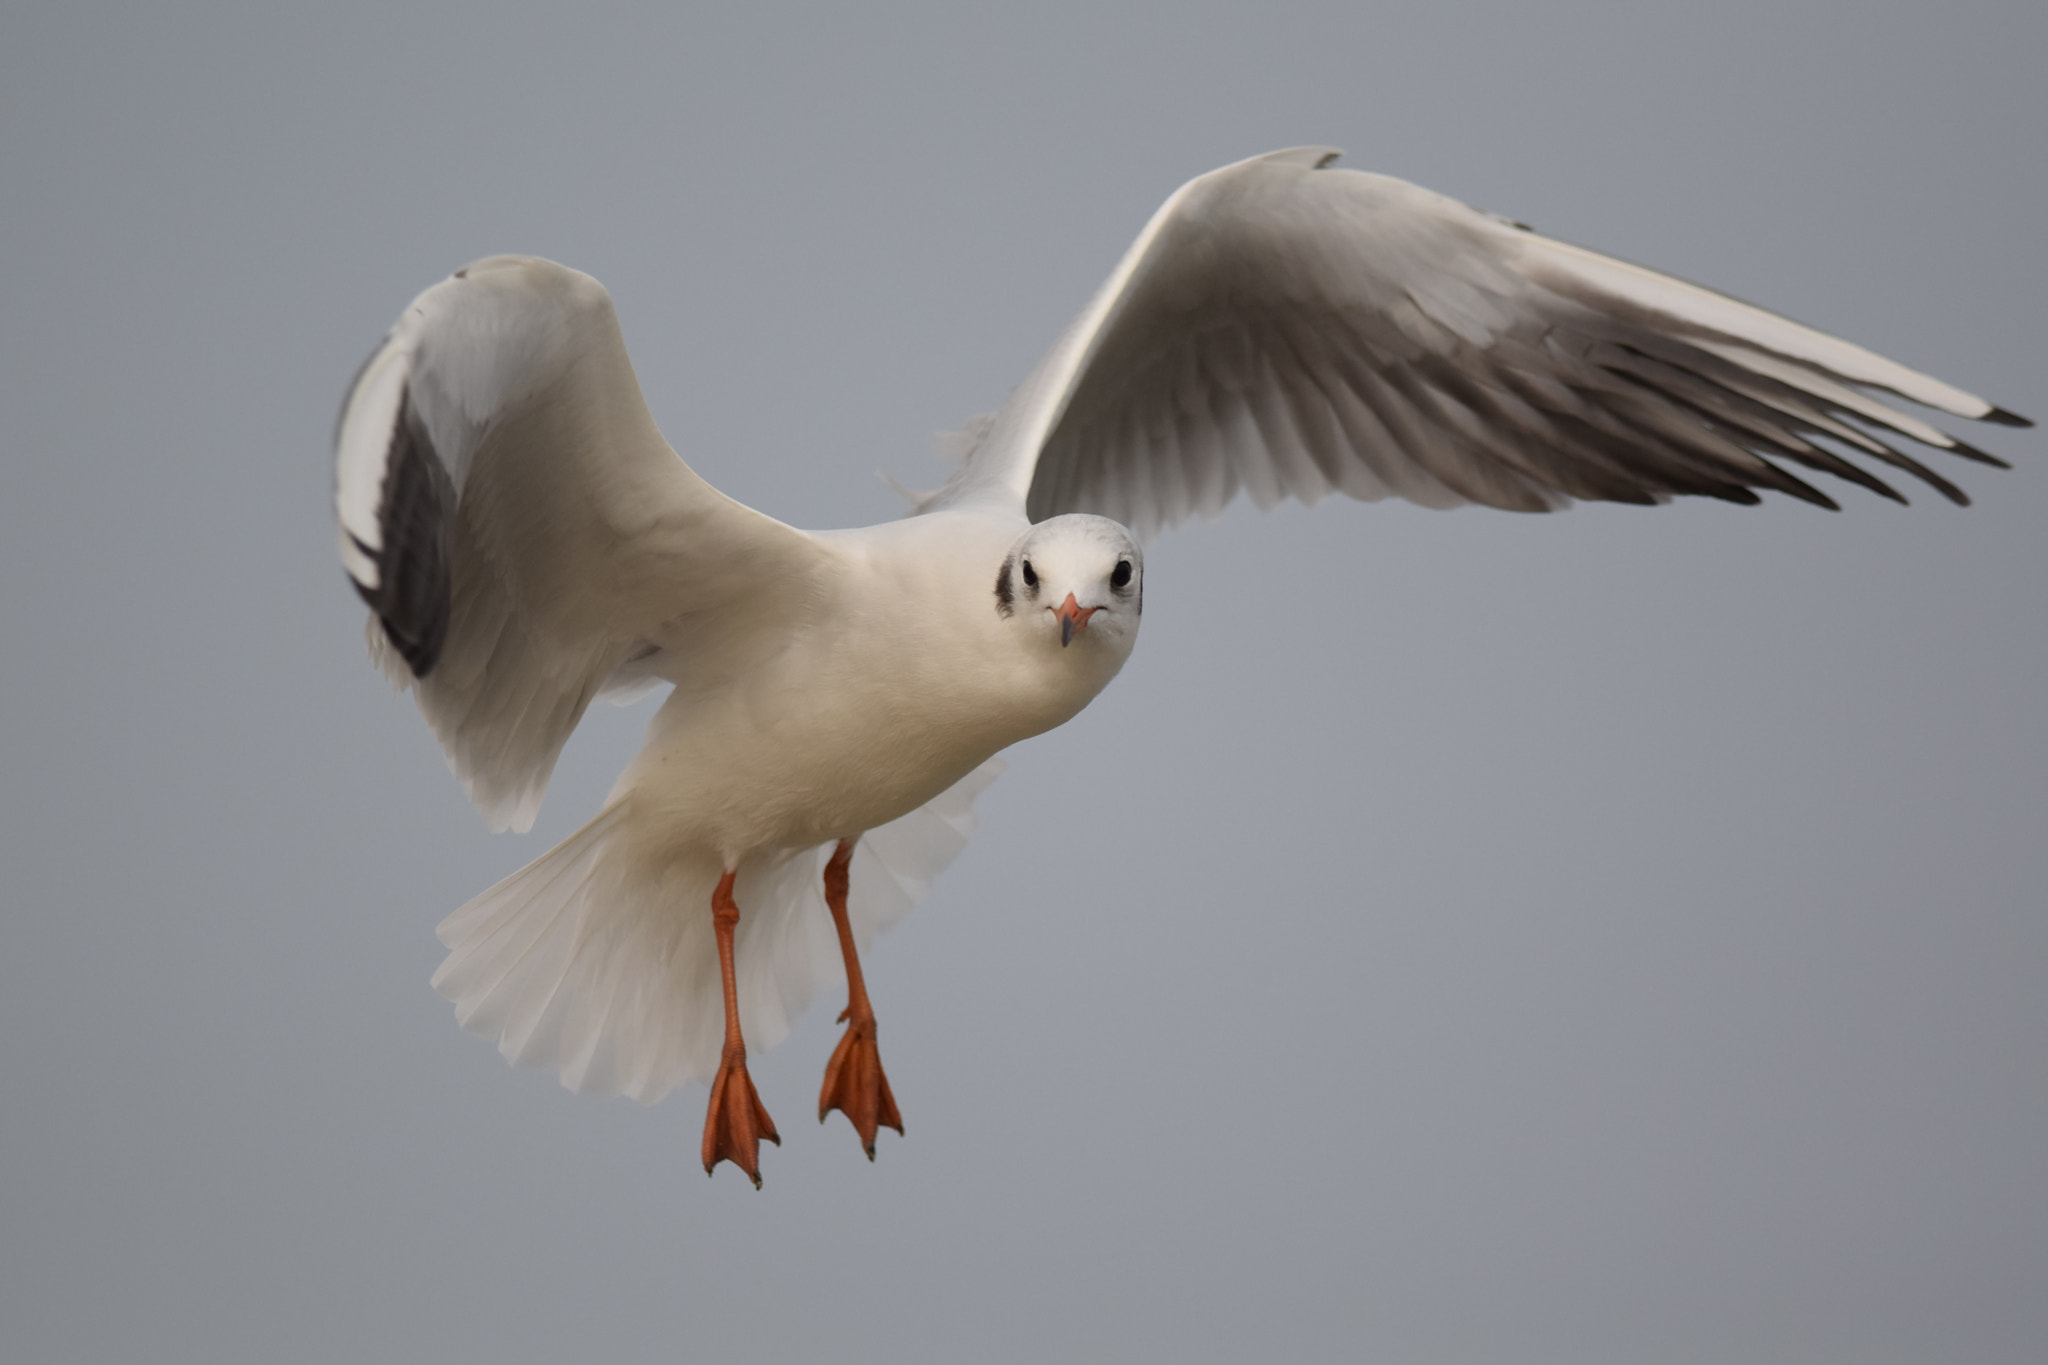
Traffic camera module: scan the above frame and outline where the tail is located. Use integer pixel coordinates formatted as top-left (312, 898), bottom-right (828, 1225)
top-left (429, 760), bottom-right (1003, 1104)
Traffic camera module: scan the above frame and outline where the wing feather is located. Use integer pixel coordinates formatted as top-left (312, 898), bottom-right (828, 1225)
top-left (335, 256), bottom-right (830, 831)
top-left (922, 149), bottom-right (2023, 533)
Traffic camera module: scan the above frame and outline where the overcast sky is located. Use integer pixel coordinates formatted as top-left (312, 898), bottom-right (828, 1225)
top-left (3, 3), bottom-right (2043, 1362)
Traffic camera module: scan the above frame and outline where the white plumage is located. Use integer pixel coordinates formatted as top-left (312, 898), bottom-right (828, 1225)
top-left (430, 762), bottom-right (999, 1102)
top-left (335, 148), bottom-right (2022, 1158)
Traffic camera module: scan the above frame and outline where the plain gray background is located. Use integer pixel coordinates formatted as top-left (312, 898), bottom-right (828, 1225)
top-left (3, 3), bottom-right (2043, 1361)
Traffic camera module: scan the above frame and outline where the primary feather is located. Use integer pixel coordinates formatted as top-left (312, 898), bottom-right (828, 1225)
top-left (923, 148), bottom-right (2022, 537)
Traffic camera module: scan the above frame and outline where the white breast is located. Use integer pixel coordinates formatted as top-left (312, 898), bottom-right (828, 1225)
top-left (609, 511), bottom-right (1126, 866)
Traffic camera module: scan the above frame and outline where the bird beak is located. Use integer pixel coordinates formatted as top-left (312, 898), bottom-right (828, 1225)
top-left (1056, 592), bottom-right (1099, 647)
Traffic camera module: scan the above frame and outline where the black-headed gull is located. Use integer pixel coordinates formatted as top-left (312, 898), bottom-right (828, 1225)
top-left (335, 148), bottom-right (2025, 1185)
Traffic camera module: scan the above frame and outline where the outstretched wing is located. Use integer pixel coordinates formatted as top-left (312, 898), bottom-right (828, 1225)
top-left (924, 148), bottom-right (2026, 536)
top-left (336, 256), bottom-right (830, 832)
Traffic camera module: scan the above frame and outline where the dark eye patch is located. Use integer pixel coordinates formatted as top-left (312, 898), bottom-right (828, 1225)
top-left (993, 557), bottom-right (1014, 617)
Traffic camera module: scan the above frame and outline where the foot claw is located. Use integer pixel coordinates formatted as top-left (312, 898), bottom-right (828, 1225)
top-left (702, 1045), bottom-right (778, 1185)
top-left (818, 1014), bottom-right (903, 1157)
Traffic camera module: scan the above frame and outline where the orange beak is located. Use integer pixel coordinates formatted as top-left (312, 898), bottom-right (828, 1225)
top-left (1055, 592), bottom-right (1099, 647)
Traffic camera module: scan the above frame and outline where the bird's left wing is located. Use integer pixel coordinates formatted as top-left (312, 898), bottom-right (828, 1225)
top-left (922, 148), bottom-right (2025, 536)
top-left (336, 256), bottom-right (831, 831)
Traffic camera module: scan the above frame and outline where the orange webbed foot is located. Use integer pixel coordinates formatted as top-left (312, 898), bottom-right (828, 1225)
top-left (703, 1043), bottom-right (780, 1187)
top-left (818, 1010), bottom-right (902, 1159)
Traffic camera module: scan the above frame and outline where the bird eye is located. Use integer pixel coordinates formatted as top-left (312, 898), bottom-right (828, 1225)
top-left (1110, 559), bottom-right (1133, 589)
top-left (1021, 560), bottom-right (1038, 588)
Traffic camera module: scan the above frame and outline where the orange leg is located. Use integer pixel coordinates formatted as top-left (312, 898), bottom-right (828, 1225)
top-left (817, 839), bottom-right (903, 1158)
top-left (702, 869), bottom-right (779, 1186)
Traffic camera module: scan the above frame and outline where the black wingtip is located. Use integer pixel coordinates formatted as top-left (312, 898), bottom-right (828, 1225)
top-left (354, 575), bottom-right (443, 677)
top-left (356, 387), bottom-right (454, 679)
top-left (1947, 441), bottom-right (2013, 471)
top-left (1984, 406), bottom-right (2033, 429)
top-left (1765, 462), bottom-right (1842, 512)
top-left (387, 617), bottom-right (443, 678)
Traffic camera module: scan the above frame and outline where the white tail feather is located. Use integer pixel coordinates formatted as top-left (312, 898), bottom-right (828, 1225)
top-left (430, 760), bottom-right (1004, 1104)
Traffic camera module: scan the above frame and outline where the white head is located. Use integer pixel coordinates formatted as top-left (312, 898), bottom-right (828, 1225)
top-left (995, 514), bottom-right (1143, 658)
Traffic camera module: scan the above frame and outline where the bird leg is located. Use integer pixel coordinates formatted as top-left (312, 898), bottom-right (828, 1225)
top-left (702, 869), bottom-right (779, 1187)
top-left (817, 839), bottom-right (903, 1158)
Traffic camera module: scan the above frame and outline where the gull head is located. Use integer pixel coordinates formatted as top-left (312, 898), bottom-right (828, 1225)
top-left (995, 515), bottom-right (1143, 655)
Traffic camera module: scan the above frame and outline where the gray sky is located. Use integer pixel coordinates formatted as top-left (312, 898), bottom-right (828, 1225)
top-left (4, 3), bottom-right (2044, 1362)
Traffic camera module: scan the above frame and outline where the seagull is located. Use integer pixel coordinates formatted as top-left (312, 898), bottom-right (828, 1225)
top-left (335, 147), bottom-right (2026, 1186)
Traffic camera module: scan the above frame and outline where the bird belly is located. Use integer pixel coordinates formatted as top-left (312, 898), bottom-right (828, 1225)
top-left (610, 636), bottom-right (1079, 867)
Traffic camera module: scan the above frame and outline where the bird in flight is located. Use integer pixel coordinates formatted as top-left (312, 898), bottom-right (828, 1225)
top-left (335, 147), bottom-right (2026, 1186)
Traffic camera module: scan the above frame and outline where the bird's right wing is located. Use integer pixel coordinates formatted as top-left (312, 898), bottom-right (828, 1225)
top-left (336, 256), bottom-right (832, 832)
